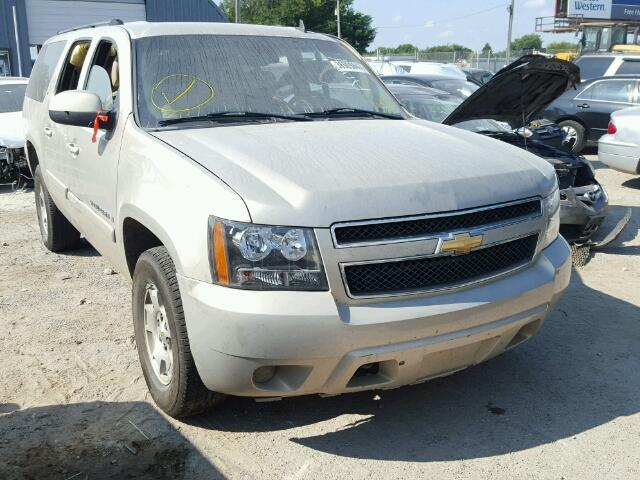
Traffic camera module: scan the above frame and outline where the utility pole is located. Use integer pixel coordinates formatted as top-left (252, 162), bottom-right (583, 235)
top-left (12, 6), bottom-right (23, 77)
top-left (506, 0), bottom-right (514, 63)
top-left (235, 0), bottom-right (241, 23)
top-left (336, 0), bottom-right (341, 39)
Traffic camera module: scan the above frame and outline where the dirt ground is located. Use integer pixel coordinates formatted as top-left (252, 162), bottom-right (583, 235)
top-left (1, 155), bottom-right (639, 480)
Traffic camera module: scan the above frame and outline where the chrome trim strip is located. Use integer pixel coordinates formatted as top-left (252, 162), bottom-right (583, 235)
top-left (331, 197), bottom-right (542, 248)
top-left (340, 233), bottom-right (539, 299)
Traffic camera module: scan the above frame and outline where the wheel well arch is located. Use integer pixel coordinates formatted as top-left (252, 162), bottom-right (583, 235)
top-left (555, 116), bottom-right (588, 132)
top-left (25, 141), bottom-right (39, 176)
top-left (122, 217), bottom-right (164, 276)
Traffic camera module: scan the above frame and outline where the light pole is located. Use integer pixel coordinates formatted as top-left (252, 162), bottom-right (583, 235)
top-left (506, 0), bottom-right (514, 62)
top-left (336, 0), bottom-right (341, 38)
top-left (235, 0), bottom-right (241, 23)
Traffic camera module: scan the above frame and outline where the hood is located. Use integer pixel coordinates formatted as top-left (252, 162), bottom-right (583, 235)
top-left (152, 119), bottom-right (556, 227)
top-left (0, 112), bottom-right (26, 149)
top-left (443, 55), bottom-right (580, 128)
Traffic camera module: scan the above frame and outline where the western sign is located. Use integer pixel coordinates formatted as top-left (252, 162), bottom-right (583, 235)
top-left (567, 0), bottom-right (640, 20)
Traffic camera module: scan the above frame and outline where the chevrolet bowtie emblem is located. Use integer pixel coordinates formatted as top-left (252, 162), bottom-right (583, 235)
top-left (440, 233), bottom-right (483, 255)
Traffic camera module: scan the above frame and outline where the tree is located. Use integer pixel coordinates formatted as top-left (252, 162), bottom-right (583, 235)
top-left (546, 41), bottom-right (578, 52)
top-left (510, 34), bottom-right (543, 52)
top-left (219, 0), bottom-right (376, 53)
top-left (390, 44), bottom-right (417, 54)
top-left (481, 42), bottom-right (492, 55)
top-left (423, 44), bottom-right (472, 54)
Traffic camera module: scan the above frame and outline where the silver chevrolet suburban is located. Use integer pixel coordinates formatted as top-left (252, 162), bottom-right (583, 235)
top-left (24, 21), bottom-right (571, 418)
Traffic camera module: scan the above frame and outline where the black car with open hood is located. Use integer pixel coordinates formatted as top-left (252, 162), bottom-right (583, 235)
top-left (442, 55), bottom-right (581, 128)
top-left (388, 56), bottom-right (610, 245)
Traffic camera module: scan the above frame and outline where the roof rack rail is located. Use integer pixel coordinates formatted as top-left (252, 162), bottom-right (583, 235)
top-left (57, 19), bottom-right (123, 35)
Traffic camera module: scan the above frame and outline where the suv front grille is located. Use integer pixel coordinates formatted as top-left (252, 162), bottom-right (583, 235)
top-left (333, 200), bottom-right (541, 246)
top-left (343, 234), bottom-right (538, 297)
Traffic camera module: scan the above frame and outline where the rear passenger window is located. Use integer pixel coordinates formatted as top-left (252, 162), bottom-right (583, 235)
top-left (579, 80), bottom-right (635, 103)
top-left (57, 40), bottom-right (92, 93)
top-left (617, 60), bottom-right (640, 75)
top-left (25, 41), bottom-right (66, 102)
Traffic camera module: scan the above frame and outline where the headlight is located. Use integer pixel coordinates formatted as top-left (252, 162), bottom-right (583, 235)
top-left (540, 187), bottom-right (560, 251)
top-left (515, 127), bottom-right (534, 138)
top-left (209, 217), bottom-right (328, 291)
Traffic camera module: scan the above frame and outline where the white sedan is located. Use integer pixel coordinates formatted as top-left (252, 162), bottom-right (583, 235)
top-left (598, 106), bottom-right (640, 175)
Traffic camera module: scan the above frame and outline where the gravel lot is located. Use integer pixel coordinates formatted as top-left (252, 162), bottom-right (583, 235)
top-left (1, 155), bottom-right (639, 479)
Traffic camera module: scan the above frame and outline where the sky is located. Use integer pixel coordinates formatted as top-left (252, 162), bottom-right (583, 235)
top-left (351, 0), bottom-right (577, 51)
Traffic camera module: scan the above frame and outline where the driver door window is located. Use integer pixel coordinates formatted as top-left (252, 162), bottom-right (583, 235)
top-left (85, 40), bottom-right (119, 111)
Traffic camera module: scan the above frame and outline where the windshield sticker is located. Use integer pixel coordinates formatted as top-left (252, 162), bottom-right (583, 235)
top-left (151, 74), bottom-right (216, 114)
top-left (328, 58), bottom-right (367, 73)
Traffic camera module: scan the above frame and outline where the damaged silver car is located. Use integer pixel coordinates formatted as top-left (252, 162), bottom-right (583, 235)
top-left (389, 56), bottom-right (609, 244)
top-left (0, 77), bottom-right (30, 186)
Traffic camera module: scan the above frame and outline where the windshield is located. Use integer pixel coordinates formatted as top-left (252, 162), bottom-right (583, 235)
top-left (394, 90), bottom-right (513, 132)
top-left (395, 92), bottom-right (461, 122)
top-left (0, 83), bottom-right (27, 113)
top-left (429, 79), bottom-right (478, 99)
top-left (135, 35), bottom-right (403, 128)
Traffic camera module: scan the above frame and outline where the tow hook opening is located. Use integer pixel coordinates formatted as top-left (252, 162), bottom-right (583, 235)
top-left (347, 360), bottom-right (397, 389)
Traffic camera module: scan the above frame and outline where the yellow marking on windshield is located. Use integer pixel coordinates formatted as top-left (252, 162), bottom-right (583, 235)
top-left (151, 74), bottom-right (216, 114)
top-left (162, 77), bottom-right (197, 105)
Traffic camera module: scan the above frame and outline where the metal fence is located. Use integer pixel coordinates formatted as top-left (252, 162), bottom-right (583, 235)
top-left (369, 49), bottom-right (578, 73)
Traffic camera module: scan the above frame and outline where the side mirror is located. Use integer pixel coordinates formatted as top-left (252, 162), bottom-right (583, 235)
top-left (49, 91), bottom-right (113, 129)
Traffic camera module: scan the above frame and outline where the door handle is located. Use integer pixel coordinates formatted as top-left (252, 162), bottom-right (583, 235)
top-left (66, 143), bottom-right (80, 156)
top-left (43, 127), bottom-right (53, 138)
top-left (577, 103), bottom-right (590, 109)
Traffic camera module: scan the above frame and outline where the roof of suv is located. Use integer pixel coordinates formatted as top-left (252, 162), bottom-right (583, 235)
top-left (52, 21), bottom-right (333, 42)
top-left (577, 53), bottom-right (640, 58)
top-left (582, 74), bottom-right (640, 83)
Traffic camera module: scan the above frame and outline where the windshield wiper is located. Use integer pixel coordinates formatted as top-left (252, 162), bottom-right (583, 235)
top-left (158, 111), bottom-right (313, 127)
top-left (307, 108), bottom-right (403, 120)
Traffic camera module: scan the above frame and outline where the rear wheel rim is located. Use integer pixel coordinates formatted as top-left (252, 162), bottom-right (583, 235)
top-left (143, 282), bottom-right (173, 386)
top-left (38, 185), bottom-right (48, 239)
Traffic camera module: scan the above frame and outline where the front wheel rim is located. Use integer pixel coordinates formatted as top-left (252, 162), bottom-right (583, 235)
top-left (38, 186), bottom-right (48, 239)
top-left (142, 282), bottom-right (173, 386)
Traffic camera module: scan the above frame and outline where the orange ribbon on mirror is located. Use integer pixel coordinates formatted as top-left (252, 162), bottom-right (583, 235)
top-left (92, 112), bottom-right (109, 143)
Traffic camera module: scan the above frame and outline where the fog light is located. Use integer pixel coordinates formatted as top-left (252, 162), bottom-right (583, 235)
top-left (253, 366), bottom-right (277, 384)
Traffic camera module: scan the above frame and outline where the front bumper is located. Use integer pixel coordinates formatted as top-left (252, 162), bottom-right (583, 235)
top-left (559, 183), bottom-right (608, 243)
top-left (598, 137), bottom-right (640, 175)
top-left (178, 237), bottom-right (571, 398)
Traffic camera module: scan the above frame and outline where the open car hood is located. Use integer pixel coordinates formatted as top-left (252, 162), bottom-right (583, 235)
top-left (442, 55), bottom-right (580, 127)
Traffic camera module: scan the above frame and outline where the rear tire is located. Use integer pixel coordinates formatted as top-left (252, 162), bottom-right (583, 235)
top-left (133, 246), bottom-right (225, 417)
top-left (34, 166), bottom-right (81, 252)
top-left (560, 120), bottom-right (586, 153)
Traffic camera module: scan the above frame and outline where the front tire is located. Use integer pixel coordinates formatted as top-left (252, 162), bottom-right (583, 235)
top-left (34, 166), bottom-right (81, 252)
top-left (133, 246), bottom-right (225, 417)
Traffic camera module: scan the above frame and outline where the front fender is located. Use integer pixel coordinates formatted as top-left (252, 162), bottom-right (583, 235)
top-left (116, 118), bottom-right (251, 282)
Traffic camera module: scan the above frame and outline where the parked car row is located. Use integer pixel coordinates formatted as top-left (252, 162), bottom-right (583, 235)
top-left (367, 54), bottom-right (640, 156)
